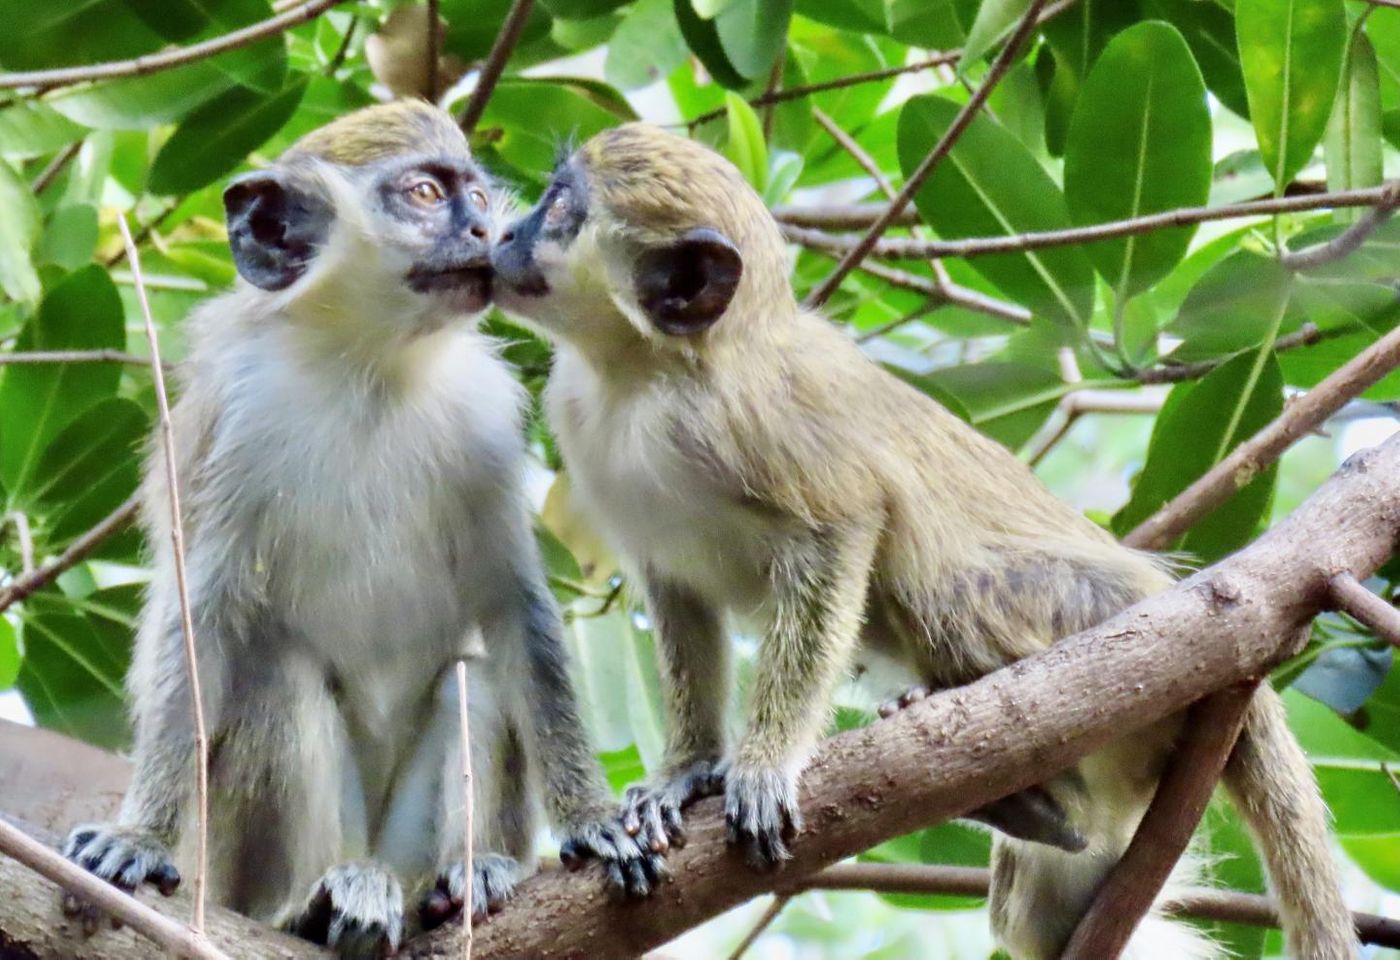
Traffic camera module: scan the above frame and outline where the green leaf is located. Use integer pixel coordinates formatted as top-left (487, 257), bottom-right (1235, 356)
top-left (0, 163), bottom-right (42, 308)
top-left (1324, 31), bottom-right (1383, 222)
top-left (1166, 252), bottom-right (1295, 362)
top-left (17, 611), bottom-right (130, 750)
top-left (0, 0), bottom-right (164, 71)
top-left (28, 397), bottom-right (148, 544)
top-left (1114, 349), bottom-right (1285, 561)
top-left (795, 0), bottom-right (886, 34)
top-left (0, 266), bottom-right (125, 500)
top-left (148, 81), bottom-right (307, 195)
top-left (605, 0), bottom-right (688, 91)
top-left (0, 103), bottom-right (88, 159)
top-left (1237, 0), bottom-right (1347, 189)
top-left (914, 361), bottom-right (1069, 450)
top-left (36, 204), bottom-right (99, 271)
top-left (1145, 0), bottom-right (1250, 119)
top-left (540, 0), bottom-right (630, 18)
top-left (723, 92), bottom-right (768, 191)
top-left (885, 0), bottom-right (976, 48)
top-left (862, 822), bottom-right (991, 910)
top-left (673, 0), bottom-right (747, 88)
top-left (898, 95), bottom-right (1095, 329)
top-left (1065, 22), bottom-right (1212, 300)
top-left (961, 0), bottom-right (1030, 68)
top-left (0, 617), bottom-right (18, 690)
top-left (714, 0), bottom-right (794, 80)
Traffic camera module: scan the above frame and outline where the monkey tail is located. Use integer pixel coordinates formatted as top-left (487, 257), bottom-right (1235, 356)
top-left (1221, 685), bottom-right (1358, 959)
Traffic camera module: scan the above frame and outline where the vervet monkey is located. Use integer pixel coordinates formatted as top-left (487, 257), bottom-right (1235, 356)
top-left (490, 123), bottom-right (1358, 960)
top-left (61, 102), bottom-right (661, 960)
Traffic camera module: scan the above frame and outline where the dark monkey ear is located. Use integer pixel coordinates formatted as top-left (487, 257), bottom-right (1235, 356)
top-left (223, 171), bottom-right (330, 292)
top-left (633, 227), bottom-right (743, 336)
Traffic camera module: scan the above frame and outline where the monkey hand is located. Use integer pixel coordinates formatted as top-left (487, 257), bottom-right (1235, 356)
top-left (419, 853), bottom-right (520, 930)
top-left (621, 756), bottom-right (727, 854)
top-left (61, 823), bottom-right (181, 933)
top-left (559, 808), bottom-right (668, 900)
top-left (724, 764), bottom-right (802, 871)
top-left (286, 861), bottom-right (403, 960)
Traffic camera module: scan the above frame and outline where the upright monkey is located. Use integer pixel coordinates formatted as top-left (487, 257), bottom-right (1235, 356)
top-left (491, 123), bottom-right (1359, 960)
top-left (61, 102), bottom-right (660, 960)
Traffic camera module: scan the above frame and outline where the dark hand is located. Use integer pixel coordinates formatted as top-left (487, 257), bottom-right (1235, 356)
top-left (621, 756), bottom-right (727, 854)
top-left (419, 854), bottom-right (520, 930)
top-left (724, 764), bottom-right (802, 871)
top-left (62, 824), bottom-right (180, 934)
top-left (559, 810), bottom-right (668, 899)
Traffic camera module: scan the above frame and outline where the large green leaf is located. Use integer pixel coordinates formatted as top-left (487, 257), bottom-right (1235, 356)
top-left (0, 103), bottom-right (88, 160)
top-left (960, 0), bottom-right (1031, 68)
top-left (898, 95), bottom-right (1095, 329)
top-left (885, 0), bottom-right (976, 49)
top-left (1113, 349), bottom-right (1285, 561)
top-left (148, 81), bottom-right (307, 195)
top-left (28, 397), bottom-right (148, 545)
top-left (714, 0), bottom-right (794, 80)
top-left (1166, 252), bottom-right (1296, 363)
top-left (0, 163), bottom-right (41, 308)
top-left (17, 611), bottom-right (130, 750)
top-left (540, 0), bottom-right (630, 17)
top-left (0, 266), bottom-right (125, 500)
top-left (0, 0), bottom-right (163, 71)
top-left (673, 0), bottom-right (747, 88)
top-left (605, 0), bottom-right (688, 91)
top-left (1065, 21), bottom-right (1212, 300)
top-left (1237, 0), bottom-right (1347, 189)
top-left (1324, 31), bottom-right (1383, 221)
top-left (913, 361), bottom-right (1069, 450)
top-left (794, 0), bottom-right (885, 35)
top-left (1145, 0), bottom-right (1249, 118)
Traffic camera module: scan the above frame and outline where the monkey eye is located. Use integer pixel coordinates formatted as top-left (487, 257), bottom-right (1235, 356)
top-left (468, 187), bottom-right (489, 212)
top-left (545, 189), bottom-right (571, 226)
top-left (406, 177), bottom-right (446, 206)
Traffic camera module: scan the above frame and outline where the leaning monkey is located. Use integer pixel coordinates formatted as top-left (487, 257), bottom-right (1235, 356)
top-left (61, 102), bottom-right (661, 960)
top-left (490, 124), bottom-right (1359, 960)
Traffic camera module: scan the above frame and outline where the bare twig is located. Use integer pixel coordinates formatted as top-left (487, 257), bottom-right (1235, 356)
top-left (118, 214), bottom-right (210, 934)
top-left (1124, 320), bottom-right (1400, 551)
top-left (1022, 389), bottom-right (1165, 465)
top-left (0, 819), bottom-right (231, 960)
top-left (0, 495), bottom-right (139, 614)
top-left (1328, 572), bottom-right (1400, 646)
top-left (426, 0), bottom-right (442, 103)
top-left (1137, 324), bottom-right (1331, 385)
top-left (29, 142), bottom-right (82, 194)
top-left (786, 185), bottom-right (1399, 263)
top-left (725, 895), bottom-right (791, 960)
top-left (786, 863), bottom-right (1400, 948)
top-left (103, 199), bottom-right (183, 268)
top-left (1279, 181), bottom-right (1400, 270)
top-left (773, 203), bottom-right (921, 230)
top-left (457, 0), bottom-right (535, 133)
top-left (324, 13), bottom-right (359, 75)
top-left (5, 512), bottom-right (35, 574)
top-left (455, 659), bottom-right (473, 960)
top-left (1061, 683), bottom-right (1257, 959)
top-left (0, 0), bottom-right (352, 90)
top-left (803, 0), bottom-right (1050, 309)
top-left (0, 349), bottom-right (154, 367)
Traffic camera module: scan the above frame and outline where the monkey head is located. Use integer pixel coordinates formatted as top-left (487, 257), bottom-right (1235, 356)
top-left (223, 99), bottom-right (505, 332)
top-left (492, 123), bottom-right (793, 356)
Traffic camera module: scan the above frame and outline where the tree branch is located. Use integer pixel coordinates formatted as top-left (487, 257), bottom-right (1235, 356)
top-left (1328, 572), bottom-right (1400, 646)
top-left (0, 350), bottom-right (155, 367)
top-left (0, 495), bottom-right (140, 615)
top-left (456, 0), bottom-right (535, 133)
top-left (1278, 181), bottom-right (1400, 269)
top-left (1124, 320), bottom-right (1400, 550)
top-left (0, 0), bottom-right (352, 91)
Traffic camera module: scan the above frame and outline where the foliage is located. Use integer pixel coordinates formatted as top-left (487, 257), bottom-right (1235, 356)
top-left (2, 0), bottom-right (1399, 956)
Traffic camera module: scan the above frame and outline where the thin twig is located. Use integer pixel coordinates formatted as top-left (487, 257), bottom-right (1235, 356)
top-left (0, 819), bottom-right (232, 960)
top-left (1022, 389), bottom-right (1165, 465)
top-left (104, 200), bottom-right (183, 268)
top-left (785, 863), bottom-right (1400, 947)
top-left (803, 0), bottom-right (1050, 309)
top-left (0, 349), bottom-right (154, 367)
top-left (426, 0), bottom-right (442, 103)
top-left (1061, 682), bottom-right (1257, 959)
top-left (118, 213), bottom-right (210, 934)
top-left (456, 659), bottom-right (474, 960)
top-left (7, 511), bottom-right (35, 574)
top-left (786, 185), bottom-right (1399, 263)
top-left (0, 495), bottom-right (139, 614)
top-left (324, 14), bottom-right (359, 76)
top-left (774, 203), bottom-right (922, 229)
top-left (761, 53), bottom-right (785, 142)
top-left (1124, 320), bottom-right (1400, 551)
top-left (1328, 572), bottom-right (1400, 646)
top-left (725, 895), bottom-right (791, 960)
top-left (1137, 324), bottom-right (1332, 385)
top-left (457, 0), bottom-right (535, 133)
top-left (29, 141), bottom-right (82, 194)
top-left (0, 0), bottom-right (351, 90)
top-left (1279, 181), bottom-right (1400, 269)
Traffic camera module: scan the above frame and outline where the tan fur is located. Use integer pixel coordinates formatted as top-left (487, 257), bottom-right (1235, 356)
top-left (498, 123), bottom-right (1359, 959)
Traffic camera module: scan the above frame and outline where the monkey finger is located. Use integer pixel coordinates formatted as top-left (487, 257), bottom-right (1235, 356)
top-left (148, 861), bottom-right (181, 897)
top-left (559, 838), bottom-right (589, 871)
top-left (602, 859), bottom-right (629, 902)
top-left (641, 801), bottom-right (670, 854)
top-left (620, 800), bottom-right (644, 838)
top-left (662, 804), bottom-right (687, 849)
top-left (418, 889), bottom-right (457, 929)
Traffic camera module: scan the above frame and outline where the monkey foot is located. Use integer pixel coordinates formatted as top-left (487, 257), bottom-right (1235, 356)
top-left (559, 812), bottom-right (668, 900)
top-left (877, 685), bottom-right (931, 718)
top-left (62, 823), bottom-right (180, 934)
top-left (287, 861), bottom-right (403, 960)
top-left (725, 764), bottom-right (802, 871)
top-left (419, 854), bottom-right (520, 930)
top-left (622, 756), bottom-right (727, 854)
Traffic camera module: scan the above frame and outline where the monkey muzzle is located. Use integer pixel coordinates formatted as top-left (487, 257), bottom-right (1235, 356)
top-left (407, 256), bottom-right (493, 313)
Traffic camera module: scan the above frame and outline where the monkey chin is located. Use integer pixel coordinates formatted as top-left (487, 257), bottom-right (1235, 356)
top-left (408, 263), bottom-right (494, 316)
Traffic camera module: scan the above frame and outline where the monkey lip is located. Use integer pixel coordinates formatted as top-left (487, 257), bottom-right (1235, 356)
top-left (408, 262), bottom-right (494, 310)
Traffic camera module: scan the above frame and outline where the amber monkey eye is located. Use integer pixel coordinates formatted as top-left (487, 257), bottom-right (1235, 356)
top-left (468, 187), bottom-right (489, 211)
top-left (407, 177), bottom-right (446, 205)
top-left (545, 189), bottom-right (571, 226)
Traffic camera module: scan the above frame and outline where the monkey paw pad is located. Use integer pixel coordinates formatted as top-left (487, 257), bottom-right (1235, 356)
top-left (622, 756), bottom-right (727, 853)
top-left (420, 854), bottom-right (520, 929)
top-left (725, 766), bottom-right (802, 871)
top-left (289, 862), bottom-right (404, 960)
top-left (62, 824), bottom-right (180, 932)
top-left (559, 814), bottom-right (667, 900)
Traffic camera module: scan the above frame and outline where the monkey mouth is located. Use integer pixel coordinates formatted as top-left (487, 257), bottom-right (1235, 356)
top-left (407, 261), bottom-right (493, 310)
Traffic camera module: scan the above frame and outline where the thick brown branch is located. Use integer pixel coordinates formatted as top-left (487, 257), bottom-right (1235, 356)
top-left (1124, 320), bottom-right (1400, 550)
top-left (1061, 683), bottom-right (1257, 959)
top-left (457, 0), bottom-right (535, 133)
top-left (0, 0), bottom-right (351, 90)
top-left (0, 495), bottom-right (140, 614)
top-left (1329, 572), bottom-right (1400, 646)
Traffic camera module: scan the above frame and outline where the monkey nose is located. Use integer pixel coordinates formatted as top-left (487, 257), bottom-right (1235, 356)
top-left (500, 228), bottom-right (515, 243)
top-left (468, 224), bottom-right (487, 241)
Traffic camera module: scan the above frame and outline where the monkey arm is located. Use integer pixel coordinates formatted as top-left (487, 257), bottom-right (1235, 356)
top-left (726, 522), bottom-right (879, 869)
top-left (644, 576), bottom-right (729, 769)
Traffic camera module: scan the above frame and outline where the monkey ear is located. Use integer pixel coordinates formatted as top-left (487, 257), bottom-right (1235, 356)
top-left (223, 171), bottom-right (329, 292)
top-left (633, 227), bottom-right (743, 335)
